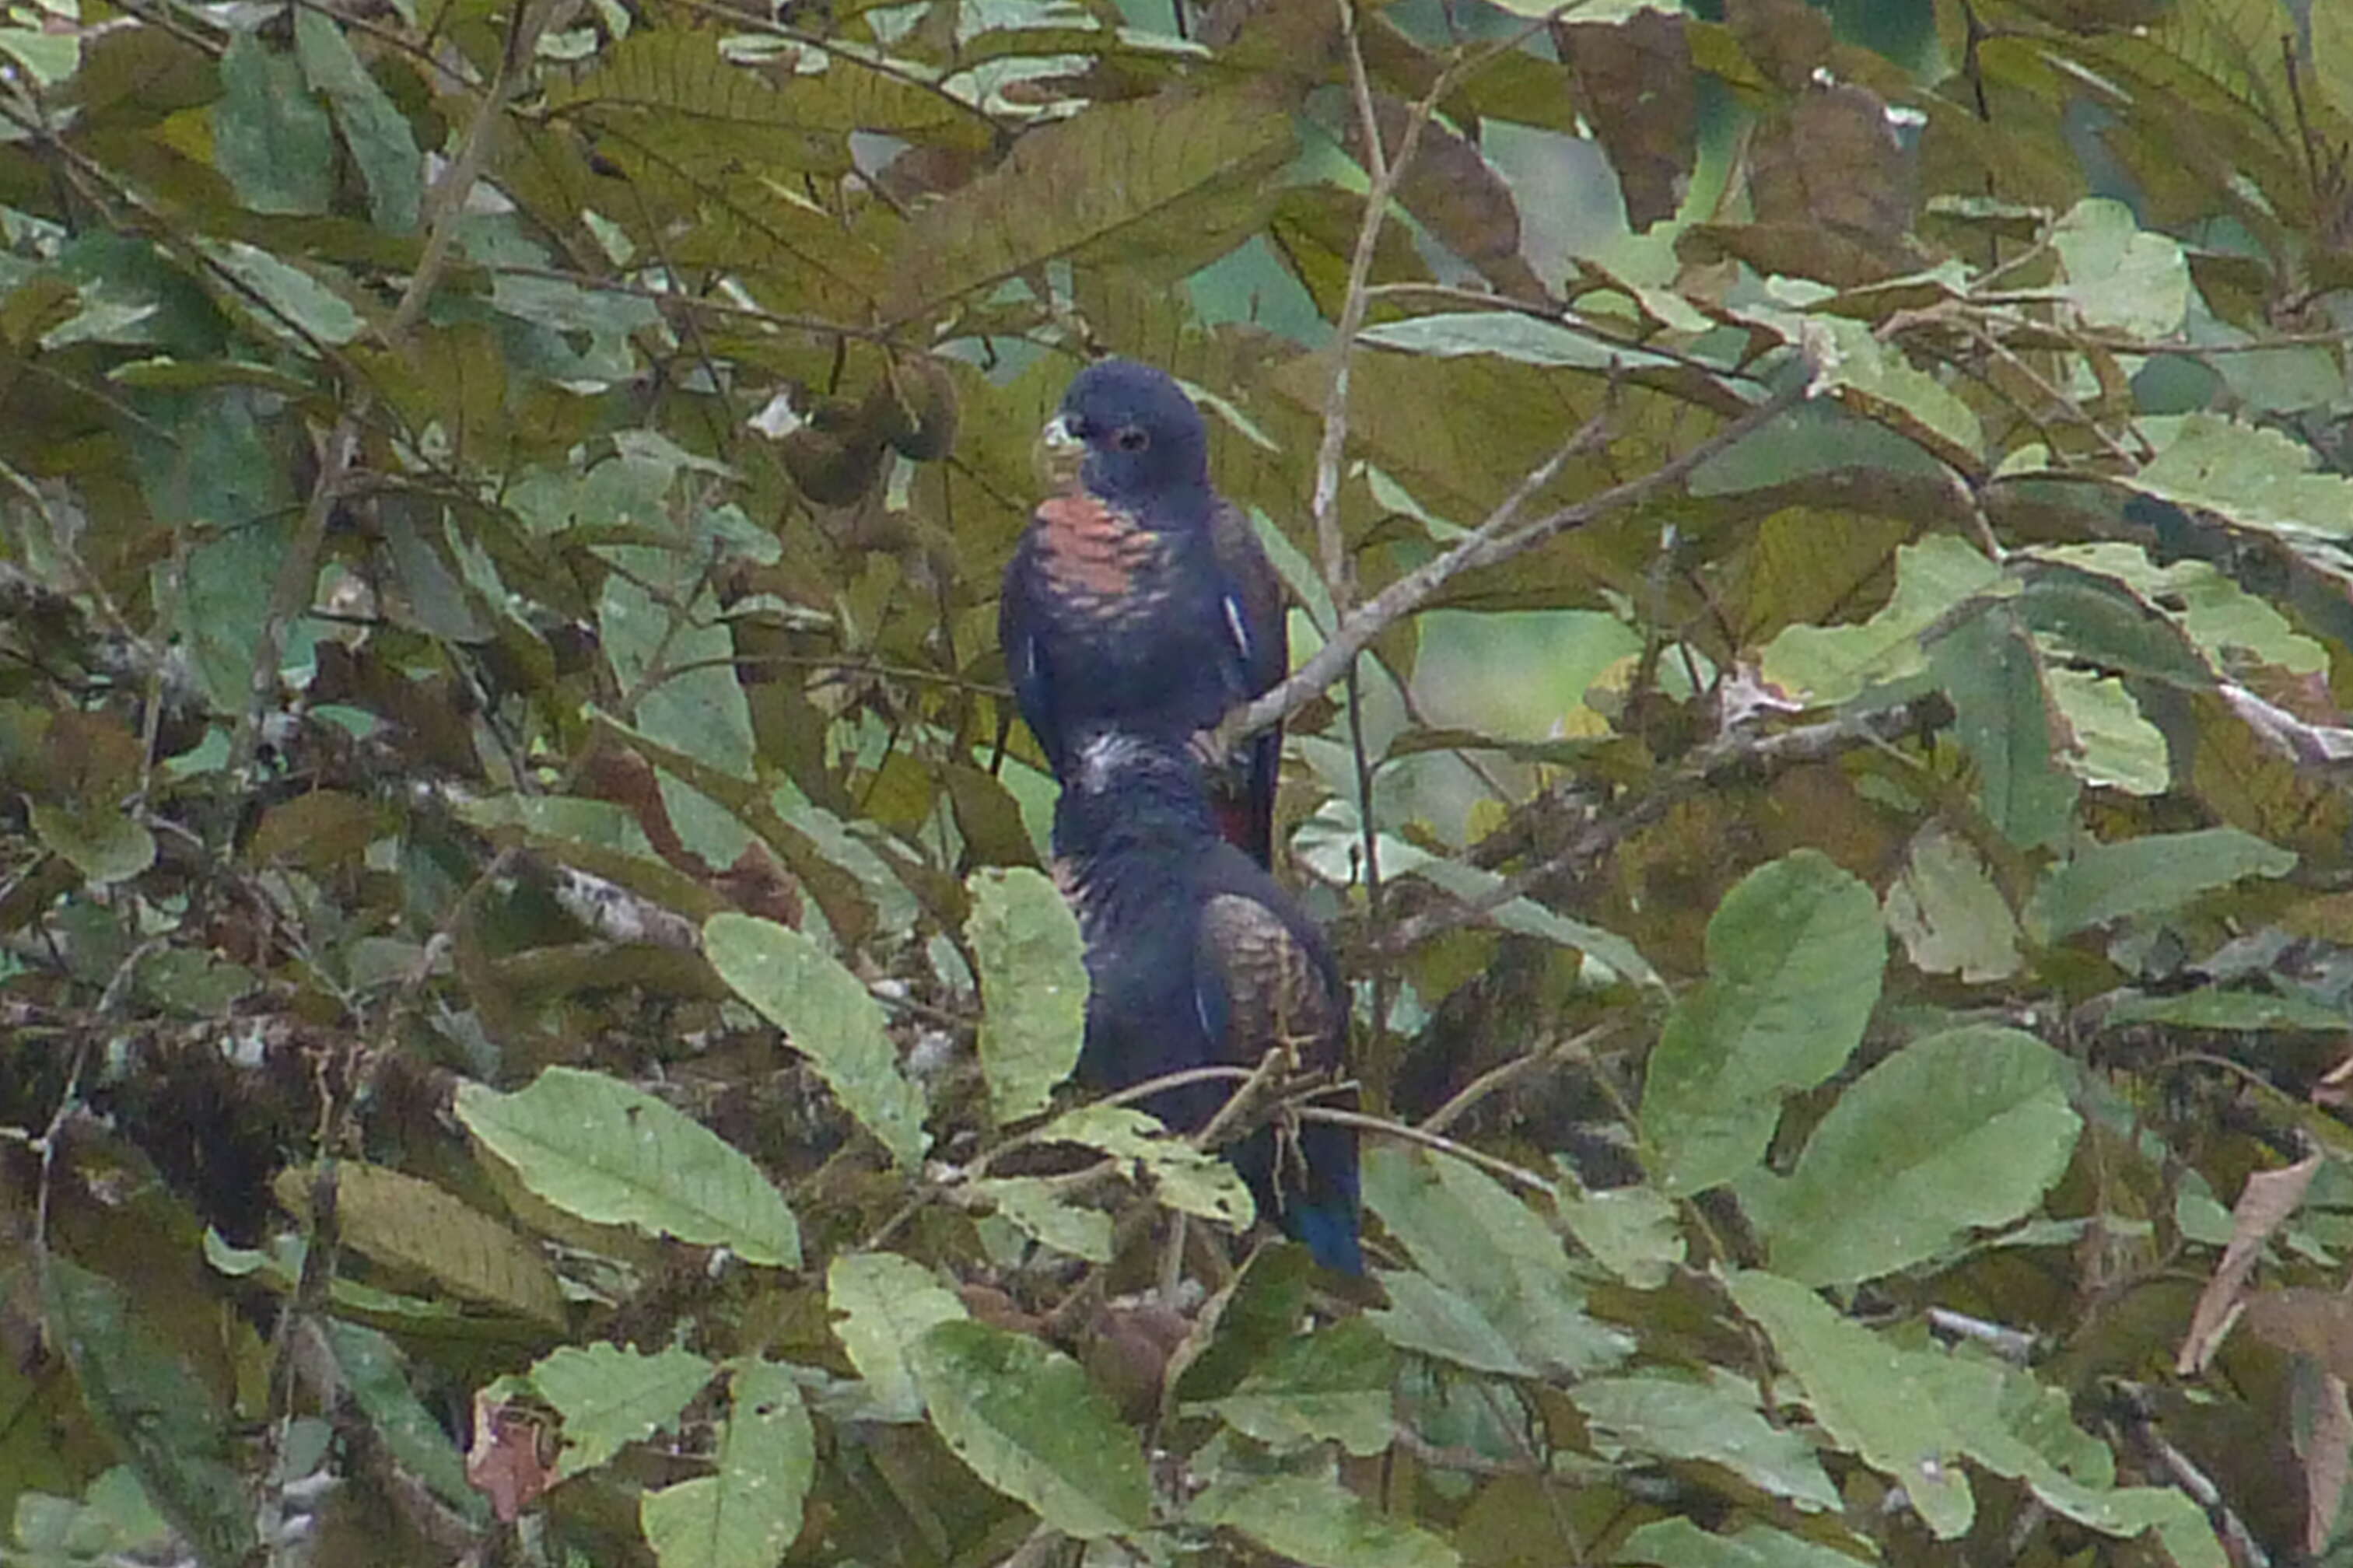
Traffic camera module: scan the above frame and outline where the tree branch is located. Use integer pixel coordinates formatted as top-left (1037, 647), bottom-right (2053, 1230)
top-left (1221, 377), bottom-right (1809, 750)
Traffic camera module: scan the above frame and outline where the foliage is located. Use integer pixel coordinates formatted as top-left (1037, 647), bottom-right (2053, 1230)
top-left (12, 0), bottom-right (2353, 1563)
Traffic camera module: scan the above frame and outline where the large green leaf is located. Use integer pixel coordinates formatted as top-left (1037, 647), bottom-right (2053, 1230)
top-left (1571, 1372), bottom-right (1840, 1512)
top-left (211, 30), bottom-right (333, 215)
top-left (967, 865), bottom-right (1087, 1124)
top-left (1618, 1518), bottom-right (1878, 1568)
top-left (2025, 828), bottom-right (2296, 941)
top-left (457, 1066), bottom-right (804, 1267)
top-left (2128, 413), bottom-right (2353, 543)
top-left (827, 1253), bottom-right (969, 1422)
top-left (1202, 1318), bottom-right (1395, 1457)
top-left (1930, 607), bottom-right (2079, 850)
top-left (2052, 198), bottom-right (2189, 337)
top-left (320, 1321), bottom-right (487, 1524)
top-left (702, 913), bottom-right (931, 1168)
top-left (639, 1360), bottom-right (815, 1568)
top-left (532, 1343), bottom-right (716, 1479)
top-left (909, 1321), bottom-right (1151, 1538)
top-left (293, 8), bottom-right (421, 233)
top-left (1362, 1144), bottom-right (1630, 1377)
top-left (41, 1262), bottom-right (255, 1568)
top-left (1759, 534), bottom-right (2006, 707)
top-left (1039, 1103), bottom-right (1255, 1228)
top-left (1190, 1472), bottom-right (1458, 1568)
top-left (274, 1161), bottom-right (569, 1326)
top-left (1748, 1026), bottom-right (2082, 1286)
top-left (1729, 1271), bottom-right (2222, 1562)
top-left (886, 89), bottom-right (1296, 325)
top-left (1641, 852), bottom-right (1886, 1195)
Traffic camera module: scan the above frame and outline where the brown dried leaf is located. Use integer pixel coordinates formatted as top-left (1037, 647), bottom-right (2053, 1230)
top-left (1723, 0), bottom-right (1833, 94)
top-left (1355, 96), bottom-right (1546, 302)
top-left (1750, 83), bottom-right (1916, 248)
top-left (1556, 12), bottom-right (1696, 232)
top-left (467, 1393), bottom-right (555, 1524)
top-left (2306, 1372), bottom-right (2353, 1555)
top-left (2244, 1289), bottom-right (2353, 1383)
top-left (2178, 1154), bottom-right (2323, 1375)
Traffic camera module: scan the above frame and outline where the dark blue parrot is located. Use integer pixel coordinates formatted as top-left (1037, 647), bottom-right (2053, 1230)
top-left (1054, 728), bottom-right (1361, 1274)
top-left (1000, 358), bottom-right (1288, 867)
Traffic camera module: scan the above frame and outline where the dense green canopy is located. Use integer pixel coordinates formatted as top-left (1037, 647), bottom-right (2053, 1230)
top-left (5, 0), bottom-right (2353, 1562)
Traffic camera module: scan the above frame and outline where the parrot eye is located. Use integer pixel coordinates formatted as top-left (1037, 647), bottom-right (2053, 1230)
top-left (1113, 425), bottom-right (1150, 453)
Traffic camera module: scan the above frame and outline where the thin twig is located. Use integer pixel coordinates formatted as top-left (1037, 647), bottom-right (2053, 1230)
top-left (1419, 1022), bottom-right (1621, 1137)
top-left (1224, 380), bottom-right (1803, 750)
top-left (1300, 1104), bottom-right (1553, 1195)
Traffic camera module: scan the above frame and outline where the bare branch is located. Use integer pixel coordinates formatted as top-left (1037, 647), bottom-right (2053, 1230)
top-left (1224, 377), bottom-right (1809, 747)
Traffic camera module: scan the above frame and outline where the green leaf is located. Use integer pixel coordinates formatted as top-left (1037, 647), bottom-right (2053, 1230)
top-left (275, 1161), bottom-right (569, 1325)
top-left (1935, 1359), bottom-right (2225, 1566)
top-left (531, 1343), bottom-right (716, 1479)
top-left (702, 913), bottom-right (931, 1167)
top-left (9, 1468), bottom-right (176, 1564)
top-left (41, 1262), bottom-right (256, 1566)
top-left (135, 390), bottom-right (297, 712)
top-left (1619, 1517), bottom-right (1875, 1568)
top-left (1802, 314), bottom-right (1984, 474)
top-left (456, 1066), bottom-right (803, 1267)
top-left (1727, 1269), bottom-right (1977, 1537)
top-left (640, 1360), bottom-right (815, 1568)
top-left (973, 1176), bottom-right (1114, 1262)
top-left (1039, 1103), bottom-right (1255, 1228)
top-left (201, 240), bottom-right (364, 345)
top-left (1759, 534), bottom-right (2006, 706)
top-left (887, 89), bottom-right (1294, 324)
top-left (1752, 1027), bottom-right (2082, 1284)
top-left (827, 1253), bottom-right (970, 1423)
top-left (1363, 1144), bottom-right (1630, 1377)
top-left (1556, 1182), bottom-right (1684, 1290)
top-left (1296, 800), bottom-right (1658, 986)
top-left (1366, 1271), bottom-right (1532, 1376)
top-left (601, 569), bottom-right (758, 869)
top-left (1358, 310), bottom-right (1680, 372)
top-left (968, 866), bottom-right (1088, 1123)
top-left (28, 802), bottom-right (156, 884)
top-left (1203, 1318), bottom-right (1395, 1457)
top-left (1882, 822), bottom-right (2021, 982)
top-left (2053, 198), bottom-right (2188, 337)
top-left (1731, 1272), bottom-right (2223, 1562)
top-left (2321, 0), bottom-right (2353, 123)
top-left (2106, 988), bottom-right (2350, 1031)
top-left (1189, 1472), bottom-right (1458, 1568)
top-left (211, 30), bottom-right (334, 215)
top-left (2129, 412), bottom-right (2353, 544)
top-left (1174, 1248), bottom-right (1315, 1402)
top-left (2047, 667), bottom-right (2168, 795)
top-left (320, 1320), bottom-right (488, 1524)
top-left (909, 1321), bottom-right (1150, 1538)
top-left (2024, 828), bottom-right (2296, 941)
top-left (2033, 542), bottom-right (2324, 677)
top-left (2013, 563), bottom-right (2214, 688)
top-left (1399, 852), bottom-right (1660, 986)
top-left (1641, 851), bottom-right (1886, 1195)
top-left (1572, 1372), bottom-right (1840, 1511)
top-left (1930, 608), bottom-right (2078, 849)
top-left (293, 9), bottom-right (422, 233)
top-left (0, 26), bottom-right (79, 85)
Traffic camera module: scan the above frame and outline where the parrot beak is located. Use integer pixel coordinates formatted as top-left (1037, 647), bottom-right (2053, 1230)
top-left (1034, 412), bottom-right (1084, 492)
